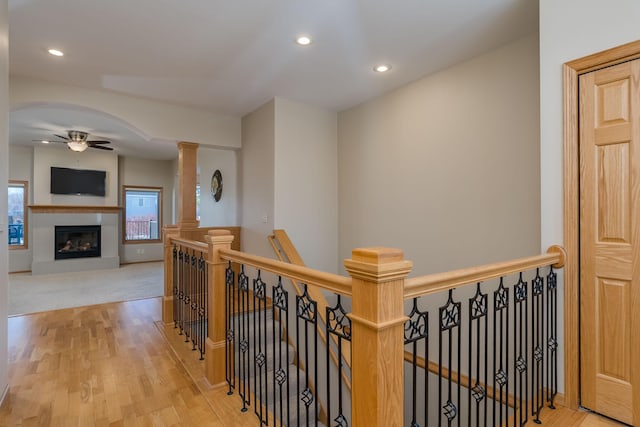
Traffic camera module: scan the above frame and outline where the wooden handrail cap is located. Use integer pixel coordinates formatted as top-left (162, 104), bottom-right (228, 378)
top-left (205, 229), bottom-right (234, 246)
top-left (350, 247), bottom-right (405, 263)
top-left (177, 141), bottom-right (199, 149)
top-left (547, 244), bottom-right (567, 268)
top-left (345, 247), bottom-right (412, 282)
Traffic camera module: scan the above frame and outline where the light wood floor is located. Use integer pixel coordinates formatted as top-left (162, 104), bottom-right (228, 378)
top-left (537, 406), bottom-right (626, 427)
top-left (0, 297), bottom-right (256, 426)
top-left (0, 297), bottom-right (627, 427)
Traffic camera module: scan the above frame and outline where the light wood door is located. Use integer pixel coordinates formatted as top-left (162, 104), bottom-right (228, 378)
top-left (580, 59), bottom-right (640, 426)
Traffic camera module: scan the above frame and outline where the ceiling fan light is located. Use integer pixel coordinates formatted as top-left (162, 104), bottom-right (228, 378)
top-left (67, 141), bottom-right (88, 152)
top-left (68, 130), bottom-right (89, 142)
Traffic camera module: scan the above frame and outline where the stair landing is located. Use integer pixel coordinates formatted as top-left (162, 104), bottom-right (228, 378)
top-left (536, 405), bottom-right (624, 427)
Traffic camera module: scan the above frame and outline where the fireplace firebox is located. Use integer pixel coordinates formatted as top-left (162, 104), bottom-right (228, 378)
top-left (54, 225), bottom-right (101, 260)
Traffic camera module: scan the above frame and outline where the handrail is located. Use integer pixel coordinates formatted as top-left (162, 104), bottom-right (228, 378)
top-left (403, 245), bottom-right (566, 299)
top-left (169, 236), bottom-right (209, 253)
top-left (219, 248), bottom-right (352, 297)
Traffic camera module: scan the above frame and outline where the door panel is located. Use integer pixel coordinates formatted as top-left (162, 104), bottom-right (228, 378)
top-left (598, 278), bottom-right (630, 380)
top-left (596, 143), bottom-right (629, 243)
top-left (580, 59), bottom-right (640, 426)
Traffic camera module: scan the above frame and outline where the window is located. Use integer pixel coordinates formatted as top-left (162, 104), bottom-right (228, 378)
top-left (8, 180), bottom-right (28, 249)
top-left (123, 186), bottom-right (162, 243)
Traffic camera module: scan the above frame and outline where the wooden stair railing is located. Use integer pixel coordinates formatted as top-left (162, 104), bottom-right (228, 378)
top-left (404, 245), bottom-right (566, 298)
top-left (272, 229), bottom-right (518, 415)
top-left (401, 245), bottom-right (567, 426)
top-left (214, 235), bottom-right (409, 426)
top-left (165, 227), bottom-right (567, 426)
top-left (268, 229), bottom-right (352, 390)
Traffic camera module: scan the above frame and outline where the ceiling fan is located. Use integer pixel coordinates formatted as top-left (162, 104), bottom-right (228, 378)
top-left (43, 130), bottom-right (114, 152)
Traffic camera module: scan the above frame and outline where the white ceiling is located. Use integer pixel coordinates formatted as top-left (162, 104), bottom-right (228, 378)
top-left (7, 0), bottom-right (538, 159)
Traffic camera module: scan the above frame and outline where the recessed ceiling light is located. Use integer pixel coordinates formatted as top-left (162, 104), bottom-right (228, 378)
top-left (296, 36), bottom-right (312, 46)
top-left (48, 48), bottom-right (64, 57)
top-left (374, 64), bottom-right (391, 73)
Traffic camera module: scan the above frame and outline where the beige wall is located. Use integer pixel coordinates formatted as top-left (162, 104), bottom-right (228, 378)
top-left (274, 98), bottom-right (338, 273)
top-left (239, 98), bottom-right (339, 269)
top-left (32, 146), bottom-right (119, 205)
top-left (338, 34), bottom-right (540, 275)
top-left (539, 0), bottom-right (640, 248)
top-left (240, 100), bottom-right (275, 256)
top-left (8, 145), bottom-right (33, 272)
top-left (197, 146), bottom-right (238, 227)
top-left (118, 156), bottom-right (175, 263)
top-left (0, 0), bottom-right (8, 403)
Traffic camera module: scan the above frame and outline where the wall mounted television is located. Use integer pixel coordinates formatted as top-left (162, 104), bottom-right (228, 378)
top-left (50, 167), bottom-right (106, 197)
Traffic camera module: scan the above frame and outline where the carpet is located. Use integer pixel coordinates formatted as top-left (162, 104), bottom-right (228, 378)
top-left (8, 262), bottom-right (164, 316)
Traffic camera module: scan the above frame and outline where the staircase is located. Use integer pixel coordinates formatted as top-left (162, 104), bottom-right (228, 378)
top-left (231, 303), bottom-right (327, 426)
top-left (166, 229), bottom-right (566, 426)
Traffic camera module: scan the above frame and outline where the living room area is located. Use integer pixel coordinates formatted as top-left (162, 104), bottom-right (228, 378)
top-left (7, 94), bottom-right (240, 315)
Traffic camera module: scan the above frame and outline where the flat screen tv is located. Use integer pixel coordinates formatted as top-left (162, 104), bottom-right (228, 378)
top-left (50, 167), bottom-right (106, 197)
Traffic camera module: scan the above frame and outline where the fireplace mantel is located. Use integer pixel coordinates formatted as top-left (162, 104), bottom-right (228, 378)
top-left (29, 205), bottom-right (122, 214)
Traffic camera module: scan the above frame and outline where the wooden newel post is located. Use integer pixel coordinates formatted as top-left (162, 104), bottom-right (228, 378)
top-left (345, 247), bottom-right (412, 427)
top-left (204, 229), bottom-right (234, 386)
top-left (162, 224), bottom-right (181, 324)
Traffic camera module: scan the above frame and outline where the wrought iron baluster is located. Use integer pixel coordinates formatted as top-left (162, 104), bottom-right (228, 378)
top-left (468, 283), bottom-right (487, 427)
top-left (198, 252), bottom-right (207, 359)
top-left (252, 270), bottom-right (268, 424)
top-left (438, 289), bottom-right (460, 427)
top-left (404, 297), bottom-right (428, 427)
top-left (238, 265), bottom-right (251, 411)
top-left (177, 247), bottom-right (185, 335)
top-left (225, 261), bottom-right (236, 394)
top-left (513, 273), bottom-right (528, 427)
top-left (546, 267), bottom-right (558, 409)
top-left (190, 251), bottom-right (198, 350)
top-left (183, 248), bottom-right (191, 343)
top-left (492, 278), bottom-right (509, 426)
top-left (296, 284), bottom-right (318, 426)
top-left (172, 244), bottom-right (178, 329)
top-left (327, 295), bottom-right (352, 427)
top-left (531, 268), bottom-right (544, 423)
top-left (272, 277), bottom-right (290, 426)
top-left (185, 250), bottom-right (191, 344)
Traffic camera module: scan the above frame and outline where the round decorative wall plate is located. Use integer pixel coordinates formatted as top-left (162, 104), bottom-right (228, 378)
top-left (211, 169), bottom-right (223, 202)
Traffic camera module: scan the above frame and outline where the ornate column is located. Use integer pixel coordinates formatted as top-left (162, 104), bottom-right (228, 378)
top-left (177, 141), bottom-right (199, 230)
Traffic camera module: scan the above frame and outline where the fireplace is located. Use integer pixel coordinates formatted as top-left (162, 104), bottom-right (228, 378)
top-left (54, 225), bottom-right (101, 260)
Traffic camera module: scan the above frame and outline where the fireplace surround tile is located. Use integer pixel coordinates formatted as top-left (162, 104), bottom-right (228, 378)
top-left (31, 212), bottom-right (119, 275)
